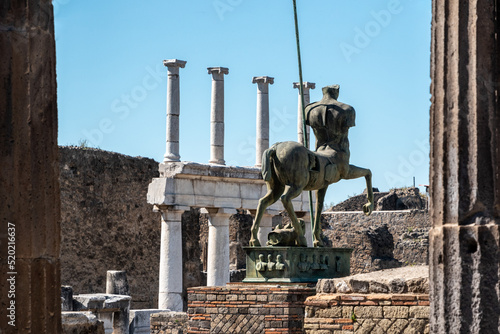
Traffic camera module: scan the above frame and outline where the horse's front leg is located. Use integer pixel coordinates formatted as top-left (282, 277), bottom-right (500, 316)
top-left (313, 187), bottom-right (327, 247)
top-left (346, 165), bottom-right (374, 215)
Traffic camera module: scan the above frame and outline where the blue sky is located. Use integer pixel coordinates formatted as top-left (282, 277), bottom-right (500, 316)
top-left (55, 0), bottom-right (432, 206)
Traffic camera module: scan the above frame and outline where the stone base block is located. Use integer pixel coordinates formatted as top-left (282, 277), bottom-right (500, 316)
top-left (62, 312), bottom-right (105, 334)
top-left (244, 247), bottom-right (352, 283)
top-left (129, 309), bottom-right (170, 334)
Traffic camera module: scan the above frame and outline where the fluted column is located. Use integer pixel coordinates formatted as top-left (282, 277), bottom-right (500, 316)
top-left (293, 82), bottom-right (315, 148)
top-left (208, 67), bottom-right (229, 165)
top-left (1, 1), bottom-right (61, 332)
top-left (253, 76), bottom-right (274, 167)
top-left (429, 1), bottom-right (500, 332)
top-left (163, 59), bottom-right (187, 163)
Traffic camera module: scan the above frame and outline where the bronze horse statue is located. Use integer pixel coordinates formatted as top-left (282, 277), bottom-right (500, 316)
top-left (249, 85), bottom-right (374, 247)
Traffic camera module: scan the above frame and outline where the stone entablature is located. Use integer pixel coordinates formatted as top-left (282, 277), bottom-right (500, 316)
top-left (149, 161), bottom-right (312, 213)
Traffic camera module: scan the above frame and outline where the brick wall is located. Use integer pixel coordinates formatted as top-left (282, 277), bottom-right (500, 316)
top-left (186, 285), bottom-right (315, 333)
top-left (304, 294), bottom-right (429, 333)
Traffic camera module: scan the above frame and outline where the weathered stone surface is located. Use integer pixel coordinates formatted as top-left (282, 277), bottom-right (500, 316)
top-left (354, 306), bottom-right (383, 319)
top-left (62, 286), bottom-right (74, 311)
top-left (383, 306), bottom-right (409, 319)
top-left (377, 188), bottom-right (426, 211)
top-left (1, 1), bottom-right (61, 332)
top-left (59, 147), bottom-right (160, 309)
top-left (322, 211), bottom-right (429, 274)
top-left (150, 311), bottom-right (188, 334)
top-left (317, 266), bottom-right (428, 295)
top-left (106, 270), bottom-right (130, 295)
top-left (62, 312), bottom-right (105, 334)
top-left (429, 1), bottom-right (500, 333)
top-left (129, 309), bottom-right (169, 334)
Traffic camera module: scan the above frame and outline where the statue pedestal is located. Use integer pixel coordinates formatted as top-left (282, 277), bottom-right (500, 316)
top-left (243, 247), bottom-right (353, 283)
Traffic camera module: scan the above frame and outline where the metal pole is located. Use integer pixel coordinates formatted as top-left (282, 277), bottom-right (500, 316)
top-left (293, 0), bottom-right (315, 242)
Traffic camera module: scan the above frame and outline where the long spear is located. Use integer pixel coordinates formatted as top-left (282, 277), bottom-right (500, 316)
top-left (292, 0), bottom-right (315, 244)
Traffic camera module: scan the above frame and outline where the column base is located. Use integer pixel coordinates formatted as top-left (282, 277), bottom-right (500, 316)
top-left (208, 159), bottom-right (225, 165)
top-left (159, 292), bottom-right (183, 312)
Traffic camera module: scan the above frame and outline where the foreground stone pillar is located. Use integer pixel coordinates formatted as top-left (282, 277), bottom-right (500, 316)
top-left (208, 67), bottom-right (229, 165)
top-left (0, 1), bottom-right (61, 332)
top-left (429, 1), bottom-right (500, 332)
top-left (202, 208), bottom-right (236, 286)
top-left (293, 82), bottom-right (315, 148)
top-left (253, 76), bottom-right (274, 167)
top-left (157, 205), bottom-right (188, 311)
top-left (163, 59), bottom-right (187, 163)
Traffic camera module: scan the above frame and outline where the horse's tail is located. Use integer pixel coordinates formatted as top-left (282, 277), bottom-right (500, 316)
top-left (261, 143), bottom-right (279, 181)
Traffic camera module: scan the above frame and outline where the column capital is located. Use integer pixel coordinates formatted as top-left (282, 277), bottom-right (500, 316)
top-left (252, 76), bottom-right (274, 85)
top-left (163, 59), bottom-right (187, 68)
top-left (207, 67), bottom-right (229, 75)
top-left (293, 82), bottom-right (315, 89)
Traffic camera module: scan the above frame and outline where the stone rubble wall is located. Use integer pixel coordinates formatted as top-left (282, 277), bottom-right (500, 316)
top-left (59, 147), bottom-right (162, 309)
top-left (321, 211), bottom-right (430, 274)
top-left (150, 312), bottom-right (188, 334)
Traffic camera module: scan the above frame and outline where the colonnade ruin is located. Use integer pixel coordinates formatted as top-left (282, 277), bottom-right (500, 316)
top-left (1, 0), bottom-right (500, 333)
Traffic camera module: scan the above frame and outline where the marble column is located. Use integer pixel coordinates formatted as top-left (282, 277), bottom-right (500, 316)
top-left (208, 67), bottom-right (229, 165)
top-left (0, 1), bottom-right (61, 332)
top-left (429, 1), bottom-right (500, 332)
top-left (293, 82), bottom-right (315, 148)
top-left (253, 76), bottom-right (274, 167)
top-left (163, 59), bottom-right (187, 163)
top-left (157, 205), bottom-right (188, 311)
top-left (202, 208), bottom-right (236, 286)
top-left (257, 213), bottom-right (274, 246)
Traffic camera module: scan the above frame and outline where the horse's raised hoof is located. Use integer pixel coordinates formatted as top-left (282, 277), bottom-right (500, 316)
top-left (249, 238), bottom-right (261, 247)
top-left (363, 202), bottom-right (373, 216)
top-left (313, 239), bottom-right (324, 248)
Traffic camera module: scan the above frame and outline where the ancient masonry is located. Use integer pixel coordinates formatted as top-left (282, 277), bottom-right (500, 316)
top-left (0, 1), bottom-right (61, 332)
top-left (429, 0), bottom-right (500, 332)
top-left (148, 61), bottom-right (315, 311)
